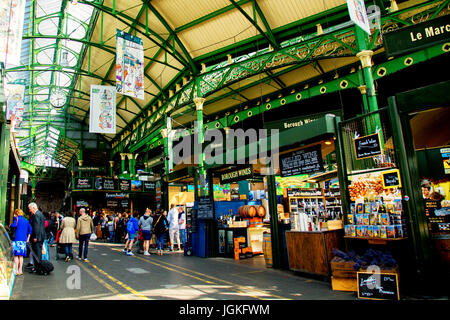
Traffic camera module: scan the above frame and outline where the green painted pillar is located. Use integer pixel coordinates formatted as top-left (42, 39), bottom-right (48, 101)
top-left (267, 174), bottom-right (281, 269)
top-left (77, 148), bottom-right (83, 178)
top-left (109, 160), bottom-right (114, 177)
top-left (355, 27), bottom-right (378, 113)
top-left (31, 175), bottom-right (36, 202)
top-left (194, 97), bottom-right (206, 197)
top-left (387, 97), bottom-right (432, 278)
top-left (120, 153), bottom-right (127, 175)
top-left (127, 153), bottom-right (135, 178)
top-left (0, 122), bottom-right (11, 224)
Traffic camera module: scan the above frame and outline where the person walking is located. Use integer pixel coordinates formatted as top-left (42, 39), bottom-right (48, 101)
top-left (178, 207), bottom-right (186, 247)
top-left (123, 212), bottom-right (139, 256)
top-left (76, 208), bottom-right (94, 261)
top-left (153, 209), bottom-right (169, 256)
top-left (59, 211), bottom-right (77, 262)
top-left (42, 212), bottom-right (52, 261)
top-left (10, 209), bottom-right (32, 276)
top-left (139, 208), bottom-right (153, 256)
top-left (49, 212), bottom-right (62, 247)
top-left (115, 213), bottom-right (124, 243)
top-left (107, 214), bottom-right (115, 242)
top-left (100, 213), bottom-right (108, 240)
top-left (167, 204), bottom-right (181, 251)
top-left (28, 202), bottom-right (46, 273)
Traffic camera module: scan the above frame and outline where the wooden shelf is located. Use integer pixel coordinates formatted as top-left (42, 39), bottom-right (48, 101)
top-left (344, 236), bottom-right (408, 245)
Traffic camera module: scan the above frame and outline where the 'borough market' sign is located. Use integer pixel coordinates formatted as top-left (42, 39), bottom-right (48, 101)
top-left (384, 14), bottom-right (450, 57)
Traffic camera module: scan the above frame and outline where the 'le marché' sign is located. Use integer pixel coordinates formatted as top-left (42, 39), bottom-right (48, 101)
top-left (384, 14), bottom-right (450, 57)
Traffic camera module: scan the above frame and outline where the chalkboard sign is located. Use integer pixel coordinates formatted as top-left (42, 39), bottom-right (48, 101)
top-left (354, 132), bottom-right (383, 160)
top-left (74, 178), bottom-right (93, 190)
top-left (197, 196), bottom-right (214, 220)
top-left (280, 145), bottom-right (324, 177)
top-left (381, 169), bottom-right (401, 189)
top-left (357, 272), bottom-right (400, 300)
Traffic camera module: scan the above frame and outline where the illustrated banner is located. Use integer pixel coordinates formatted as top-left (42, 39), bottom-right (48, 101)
top-left (347, 0), bottom-right (371, 35)
top-left (0, 0), bottom-right (26, 66)
top-left (116, 30), bottom-right (144, 100)
top-left (5, 83), bottom-right (25, 129)
top-left (89, 85), bottom-right (116, 134)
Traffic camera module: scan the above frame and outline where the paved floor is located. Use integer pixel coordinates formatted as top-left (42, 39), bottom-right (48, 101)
top-left (11, 240), bottom-right (357, 300)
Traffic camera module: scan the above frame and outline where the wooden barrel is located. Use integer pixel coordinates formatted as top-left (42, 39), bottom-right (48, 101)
top-left (239, 205), bottom-right (257, 218)
top-left (256, 205), bottom-right (266, 217)
top-left (262, 232), bottom-right (272, 268)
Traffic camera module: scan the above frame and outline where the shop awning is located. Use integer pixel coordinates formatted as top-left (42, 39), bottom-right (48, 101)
top-left (205, 114), bottom-right (339, 170)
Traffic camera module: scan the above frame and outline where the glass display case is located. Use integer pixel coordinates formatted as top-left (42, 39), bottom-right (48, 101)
top-left (0, 224), bottom-right (15, 300)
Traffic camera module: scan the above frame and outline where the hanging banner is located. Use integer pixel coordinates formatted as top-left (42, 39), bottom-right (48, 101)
top-left (0, 0), bottom-right (26, 66)
top-left (116, 30), bottom-right (144, 100)
top-left (347, 0), bottom-right (371, 35)
top-left (89, 85), bottom-right (116, 134)
top-left (4, 83), bottom-right (25, 129)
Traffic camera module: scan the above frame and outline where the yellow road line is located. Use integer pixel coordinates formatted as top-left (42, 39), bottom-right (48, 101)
top-left (74, 260), bottom-right (128, 300)
top-left (110, 248), bottom-right (290, 300)
top-left (74, 250), bottom-right (150, 300)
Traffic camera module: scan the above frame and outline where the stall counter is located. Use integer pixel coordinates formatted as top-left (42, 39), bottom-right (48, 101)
top-left (286, 229), bottom-right (343, 277)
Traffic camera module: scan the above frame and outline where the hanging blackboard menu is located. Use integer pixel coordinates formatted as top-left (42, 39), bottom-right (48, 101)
top-left (119, 179), bottom-right (131, 192)
top-left (197, 196), bottom-right (214, 220)
top-left (357, 272), bottom-right (400, 300)
top-left (381, 169), bottom-right (401, 189)
top-left (102, 178), bottom-right (117, 190)
top-left (74, 178), bottom-right (93, 190)
top-left (280, 145), bottom-right (324, 177)
top-left (354, 132), bottom-right (383, 160)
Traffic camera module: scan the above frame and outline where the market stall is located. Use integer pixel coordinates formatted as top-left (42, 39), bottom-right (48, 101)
top-left (0, 224), bottom-right (14, 300)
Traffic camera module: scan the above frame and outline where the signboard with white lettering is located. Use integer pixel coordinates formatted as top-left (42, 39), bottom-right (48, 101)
top-left (119, 179), bottom-right (131, 192)
top-left (220, 166), bottom-right (253, 184)
top-left (74, 178), bottom-right (93, 190)
top-left (384, 14), bottom-right (450, 57)
top-left (280, 145), bottom-right (324, 177)
top-left (357, 272), bottom-right (400, 300)
top-left (381, 169), bottom-right (401, 189)
top-left (353, 132), bottom-right (383, 160)
top-left (197, 196), bottom-right (214, 220)
top-left (143, 181), bottom-right (156, 191)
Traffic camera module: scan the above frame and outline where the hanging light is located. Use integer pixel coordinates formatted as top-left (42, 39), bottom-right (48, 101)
top-left (50, 108), bottom-right (57, 116)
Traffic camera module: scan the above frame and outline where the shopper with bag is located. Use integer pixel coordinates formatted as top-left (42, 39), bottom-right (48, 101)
top-left (76, 208), bottom-right (94, 261)
top-left (59, 211), bottom-right (77, 262)
top-left (10, 209), bottom-right (32, 276)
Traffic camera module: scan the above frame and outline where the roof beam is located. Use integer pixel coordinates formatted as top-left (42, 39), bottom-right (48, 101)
top-left (229, 0), bottom-right (279, 50)
top-left (143, 1), bottom-right (197, 74)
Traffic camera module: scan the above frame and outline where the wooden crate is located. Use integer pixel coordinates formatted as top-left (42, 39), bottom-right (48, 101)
top-left (331, 276), bottom-right (357, 292)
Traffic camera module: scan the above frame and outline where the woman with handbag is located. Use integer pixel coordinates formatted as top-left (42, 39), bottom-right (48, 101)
top-left (59, 211), bottom-right (77, 262)
top-left (10, 209), bottom-right (32, 276)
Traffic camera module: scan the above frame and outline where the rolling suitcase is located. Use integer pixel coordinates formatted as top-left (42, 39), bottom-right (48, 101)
top-left (27, 242), bottom-right (54, 275)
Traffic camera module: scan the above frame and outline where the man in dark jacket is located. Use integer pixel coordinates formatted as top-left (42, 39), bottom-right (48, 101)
top-left (28, 202), bottom-right (46, 273)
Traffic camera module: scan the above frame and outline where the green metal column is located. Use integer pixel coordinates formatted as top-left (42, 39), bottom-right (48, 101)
top-left (387, 97), bottom-right (432, 277)
top-left (266, 174), bottom-right (281, 269)
top-left (194, 97), bottom-right (206, 197)
top-left (78, 148), bottom-right (83, 178)
top-left (355, 27), bottom-right (378, 113)
top-left (109, 160), bottom-right (114, 177)
top-left (120, 153), bottom-right (127, 175)
top-left (0, 122), bottom-right (11, 224)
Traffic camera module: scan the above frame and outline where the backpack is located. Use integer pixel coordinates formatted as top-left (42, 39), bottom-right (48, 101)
top-left (127, 218), bottom-right (136, 234)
